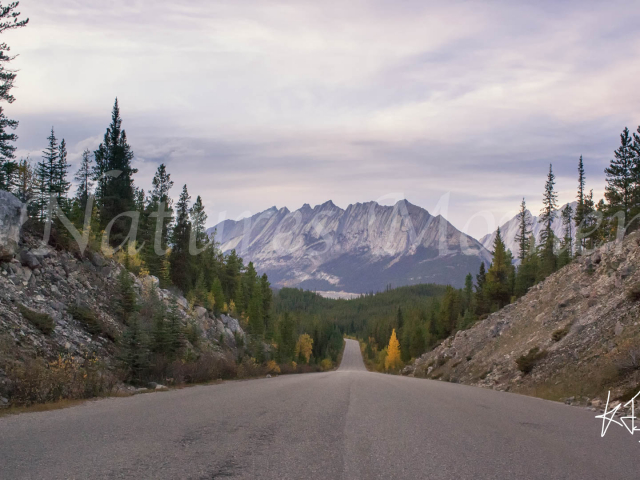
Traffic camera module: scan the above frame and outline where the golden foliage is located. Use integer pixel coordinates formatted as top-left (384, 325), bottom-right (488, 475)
top-left (385, 329), bottom-right (402, 371)
top-left (320, 358), bottom-right (333, 371)
top-left (295, 333), bottom-right (314, 364)
top-left (266, 360), bottom-right (281, 374)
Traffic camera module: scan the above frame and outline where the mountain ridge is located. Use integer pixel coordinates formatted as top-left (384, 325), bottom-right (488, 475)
top-left (208, 199), bottom-right (492, 292)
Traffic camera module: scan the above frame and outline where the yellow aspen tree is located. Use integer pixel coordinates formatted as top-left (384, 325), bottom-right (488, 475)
top-left (295, 334), bottom-right (314, 363)
top-left (385, 328), bottom-right (402, 371)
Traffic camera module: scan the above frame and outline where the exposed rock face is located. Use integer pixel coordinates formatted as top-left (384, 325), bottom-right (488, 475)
top-left (405, 232), bottom-right (640, 409)
top-left (0, 191), bottom-right (27, 261)
top-left (209, 199), bottom-right (492, 292)
top-left (0, 233), bottom-right (245, 403)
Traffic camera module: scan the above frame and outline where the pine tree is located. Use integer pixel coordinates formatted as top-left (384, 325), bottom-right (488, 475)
top-left (462, 273), bottom-right (473, 312)
top-left (247, 289), bottom-right (264, 336)
top-left (558, 204), bottom-right (573, 268)
top-left (55, 138), bottom-right (70, 206)
top-left (515, 234), bottom-right (538, 297)
top-left (34, 128), bottom-right (58, 221)
top-left (116, 268), bottom-right (137, 325)
top-left (539, 164), bottom-right (558, 277)
top-left (409, 323), bottom-right (426, 359)
top-left (575, 155), bottom-right (586, 250)
top-left (277, 312), bottom-right (297, 363)
top-left (12, 156), bottom-right (32, 202)
top-left (514, 198), bottom-right (532, 262)
top-left (74, 149), bottom-right (94, 212)
top-left (485, 227), bottom-right (511, 310)
top-left (94, 99), bottom-right (138, 245)
top-left (210, 277), bottom-right (225, 315)
top-left (119, 318), bottom-right (149, 385)
top-left (385, 328), bottom-right (402, 371)
top-left (396, 306), bottom-right (404, 332)
top-left (169, 184), bottom-right (192, 293)
top-left (142, 164), bottom-right (173, 278)
top-left (260, 273), bottom-right (273, 337)
top-left (190, 195), bottom-right (208, 251)
top-left (474, 262), bottom-right (487, 315)
top-left (605, 127), bottom-right (634, 227)
top-left (0, 2), bottom-right (28, 183)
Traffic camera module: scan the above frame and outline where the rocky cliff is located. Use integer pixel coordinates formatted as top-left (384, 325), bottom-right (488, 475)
top-left (405, 232), bottom-right (640, 414)
top-left (0, 192), bottom-right (245, 405)
top-left (209, 199), bottom-right (492, 292)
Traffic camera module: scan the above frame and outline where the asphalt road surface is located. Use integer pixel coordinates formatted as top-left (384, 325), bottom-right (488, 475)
top-left (1, 339), bottom-right (638, 479)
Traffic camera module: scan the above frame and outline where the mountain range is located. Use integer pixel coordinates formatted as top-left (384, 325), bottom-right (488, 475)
top-left (209, 200), bottom-right (578, 294)
top-left (208, 200), bottom-right (492, 293)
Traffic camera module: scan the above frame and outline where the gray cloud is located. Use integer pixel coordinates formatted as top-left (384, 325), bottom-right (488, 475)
top-left (5, 0), bottom-right (640, 237)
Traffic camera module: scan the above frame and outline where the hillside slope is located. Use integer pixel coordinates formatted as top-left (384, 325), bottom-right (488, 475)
top-left (209, 199), bottom-right (492, 292)
top-left (405, 231), bottom-right (640, 412)
top-left (0, 214), bottom-right (246, 406)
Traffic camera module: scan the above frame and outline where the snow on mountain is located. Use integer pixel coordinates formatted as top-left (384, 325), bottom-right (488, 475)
top-left (208, 200), bottom-right (493, 292)
top-left (480, 202), bottom-right (578, 258)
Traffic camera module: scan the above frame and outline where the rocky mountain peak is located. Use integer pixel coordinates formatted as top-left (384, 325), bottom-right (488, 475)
top-left (208, 199), bottom-right (492, 293)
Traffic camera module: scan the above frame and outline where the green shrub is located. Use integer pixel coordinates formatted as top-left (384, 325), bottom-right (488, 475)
top-left (68, 304), bottom-right (100, 334)
top-left (516, 347), bottom-right (547, 375)
top-left (552, 325), bottom-right (570, 342)
top-left (68, 304), bottom-right (117, 341)
top-left (18, 304), bottom-right (54, 334)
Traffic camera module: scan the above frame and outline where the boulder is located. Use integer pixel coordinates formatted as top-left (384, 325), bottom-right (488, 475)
top-left (19, 249), bottom-right (41, 269)
top-left (194, 306), bottom-right (207, 319)
top-left (0, 191), bottom-right (27, 261)
top-left (175, 296), bottom-right (188, 309)
top-left (89, 252), bottom-right (106, 268)
top-left (220, 314), bottom-right (242, 334)
top-left (142, 275), bottom-right (159, 290)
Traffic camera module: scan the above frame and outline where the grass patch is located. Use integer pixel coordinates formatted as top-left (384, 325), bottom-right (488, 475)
top-left (516, 347), bottom-right (547, 375)
top-left (552, 325), bottom-right (571, 342)
top-left (18, 304), bottom-right (54, 334)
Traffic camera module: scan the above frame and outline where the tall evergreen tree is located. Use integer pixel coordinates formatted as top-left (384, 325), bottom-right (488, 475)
top-left (74, 149), bottom-right (94, 212)
top-left (474, 262), bottom-right (487, 315)
top-left (0, 2), bottom-right (28, 187)
top-left (574, 155), bottom-right (586, 251)
top-left (190, 195), bottom-right (208, 251)
top-left (142, 163), bottom-right (173, 278)
top-left (514, 198), bottom-right (532, 262)
top-left (485, 227), bottom-right (511, 310)
top-left (260, 273), bottom-right (273, 337)
top-left (55, 138), bottom-right (71, 206)
top-left (558, 204), bottom-right (574, 267)
top-left (539, 164), bottom-right (558, 276)
top-left (34, 128), bottom-right (58, 220)
top-left (94, 99), bottom-right (138, 245)
top-left (604, 127), bottom-right (634, 227)
top-left (11, 156), bottom-right (32, 202)
top-left (169, 184), bottom-right (192, 293)
top-left (515, 233), bottom-right (538, 297)
top-left (462, 273), bottom-right (473, 312)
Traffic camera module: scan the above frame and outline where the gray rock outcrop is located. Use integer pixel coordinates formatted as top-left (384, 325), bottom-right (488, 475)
top-left (0, 191), bottom-right (27, 261)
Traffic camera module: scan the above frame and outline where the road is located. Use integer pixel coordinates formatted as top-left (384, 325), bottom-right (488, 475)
top-left (1, 339), bottom-right (638, 479)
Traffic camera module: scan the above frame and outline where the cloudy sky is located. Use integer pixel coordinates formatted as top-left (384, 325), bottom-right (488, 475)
top-left (6, 0), bottom-right (640, 237)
